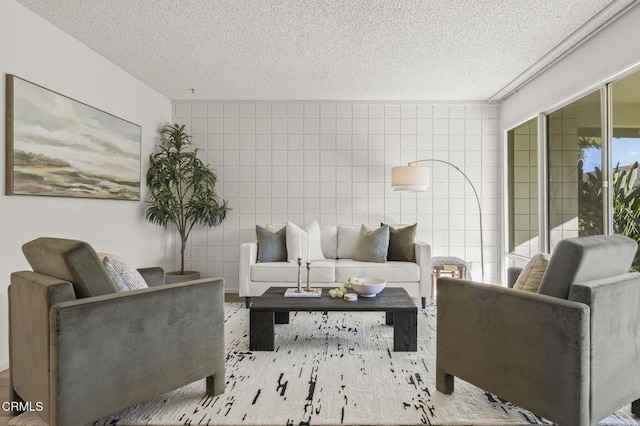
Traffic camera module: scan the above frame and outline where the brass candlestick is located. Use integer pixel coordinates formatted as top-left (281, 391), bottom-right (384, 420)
top-left (296, 257), bottom-right (303, 292)
top-left (306, 262), bottom-right (311, 291)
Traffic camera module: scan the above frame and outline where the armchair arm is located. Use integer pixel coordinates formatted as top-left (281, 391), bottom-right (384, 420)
top-left (414, 240), bottom-right (431, 301)
top-left (9, 272), bottom-right (76, 421)
top-left (137, 266), bottom-right (165, 287)
top-left (239, 242), bottom-right (258, 297)
top-left (570, 273), bottom-right (640, 422)
top-left (436, 278), bottom-right (589, 426)
top-left (414, 241), bottom-right (431, 304)
top-left (49, 278), bottom-right (225, 426)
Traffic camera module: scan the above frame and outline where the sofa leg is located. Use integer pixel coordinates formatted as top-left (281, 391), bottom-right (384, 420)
top-left (632, 398), bottom-right (640, 416)
top-left (206, 374), bottom-right (225, 397)
top-left (421, 297), bottom-right (427, 309)
top-left (436, 368), bottom-right (454, 394)
top-left (245, 297), bottom-right (251, 308)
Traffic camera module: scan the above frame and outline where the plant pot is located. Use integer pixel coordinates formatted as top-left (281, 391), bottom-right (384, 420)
top-left (165, 270), bottom-right (201, 284)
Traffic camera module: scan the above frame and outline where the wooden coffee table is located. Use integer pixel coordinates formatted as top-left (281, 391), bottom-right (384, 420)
top-left (249, 287), bottom-right (417, 352)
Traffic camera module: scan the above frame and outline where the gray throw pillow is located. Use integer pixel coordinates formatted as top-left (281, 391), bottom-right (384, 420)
top-left (353, 225), bottom-right (390, 263)
top-left (383, 223), bottom-right (417, 262)
top-left (256, 225), bottom-right (287, 262)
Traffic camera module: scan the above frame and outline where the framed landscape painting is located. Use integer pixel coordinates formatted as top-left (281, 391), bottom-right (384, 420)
top-left (5, 75), bottom-right (141, 200)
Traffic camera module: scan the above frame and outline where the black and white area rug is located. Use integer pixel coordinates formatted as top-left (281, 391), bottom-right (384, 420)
top-left (11, 304), bottom-right (638, 425)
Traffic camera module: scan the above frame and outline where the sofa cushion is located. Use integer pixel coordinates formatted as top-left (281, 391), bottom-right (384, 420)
top-left (99, 253), bottom-right (149, 292)
top-left (513, 253), bottom-right (549, 293)
top-left (353, 224), bottom-right (390, 263)
top-left (385, 223), bottom-right (417, 262)
top-left (320, 225), bottom-right (338, 259)
top-left (538, 234), bottom-right (638, 299)
top-left (337, 225), bottom-right (360, 259)
top-left (256, 225), bottom-right (287, 262)
top-left (251, 260), bottom-right (335, 283)
top-left (286, 221), bottom-right (326, 262)
top-left (22, 237), bottom-right (117, 298)
top-left (335, 259), bottom-right (419, 283)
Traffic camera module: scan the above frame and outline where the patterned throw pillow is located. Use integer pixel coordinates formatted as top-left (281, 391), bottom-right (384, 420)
top-left (353, 224), bottom-right (390, 263)
top-left (513, 254), bottom-right (550, 293)
top-left (98, 253), bottom-right (149, 292)
top-left (256, 225), bottom-right (287, 262)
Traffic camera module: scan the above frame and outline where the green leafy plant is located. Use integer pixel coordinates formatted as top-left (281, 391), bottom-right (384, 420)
top-left (612, 162), bottom-right (640, 270)
top-left (579, 161), bottom-right (640, 270)
top-left (146, 124), bottom-right (230, 274)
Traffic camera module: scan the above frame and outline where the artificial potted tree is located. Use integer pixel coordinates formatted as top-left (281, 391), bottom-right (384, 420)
top-left (146, 123), bottom-right (230, 283)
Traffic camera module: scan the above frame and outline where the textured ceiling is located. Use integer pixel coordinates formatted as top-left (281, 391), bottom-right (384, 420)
top-left (15, 0), bottom-right (637, 101)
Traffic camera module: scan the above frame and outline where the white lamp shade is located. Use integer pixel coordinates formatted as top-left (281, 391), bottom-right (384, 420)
top-left (391, 166), bottom-right (430, 192)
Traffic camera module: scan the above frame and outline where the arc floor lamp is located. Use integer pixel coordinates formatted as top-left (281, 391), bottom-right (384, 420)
top-left (391, 159), bottom-right (485, 281)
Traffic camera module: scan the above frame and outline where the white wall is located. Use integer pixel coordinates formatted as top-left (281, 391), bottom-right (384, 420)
top-left (501, 3), bottom-right (640, 130)
top-left (171, 101), bottom-right (502, 291)
top-left (0, 1), bottom-right (172, 370)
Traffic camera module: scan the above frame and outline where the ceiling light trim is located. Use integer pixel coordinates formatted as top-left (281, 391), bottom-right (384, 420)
top-left (489, 0), bottom-right (640, 102)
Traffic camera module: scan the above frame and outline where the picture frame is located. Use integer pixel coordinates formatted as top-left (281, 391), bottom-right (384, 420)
top-left (5, 74), bottom-right (141, 200)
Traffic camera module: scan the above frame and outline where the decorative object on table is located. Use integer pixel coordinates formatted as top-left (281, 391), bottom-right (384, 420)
top-left (296, 257), bottom-right (303, 292)
top-left (391, 159), bottom-right (484, 281)
top-left (146, 123), bottom-right (230, 282)
top-left (285, 258), bottom-right (321, 297)
top-left (344, 293), bottom-right (358, 302)
top-left (5, 74), bottom-right (141, 200)
top-left (430, 256), bottom-right (469, 303)
top-left (328, 280), bottom-right (351, 298)
top-left (284, 287), bottom-right (322, 297)
top-left (349, 277), bottom-right (386, 297)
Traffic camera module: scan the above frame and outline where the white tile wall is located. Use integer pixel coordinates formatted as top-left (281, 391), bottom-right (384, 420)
top-left (511, 118), bottom-right (539, 257)
top-left (171, 102), bottom-right (502, 290)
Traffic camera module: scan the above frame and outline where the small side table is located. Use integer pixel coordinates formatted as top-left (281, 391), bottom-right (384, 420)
top-left (431, 256), bottom-right (469, 303)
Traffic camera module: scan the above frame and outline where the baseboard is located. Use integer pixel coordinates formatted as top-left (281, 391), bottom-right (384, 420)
top-left (0, 358), bottom-right (9, 372)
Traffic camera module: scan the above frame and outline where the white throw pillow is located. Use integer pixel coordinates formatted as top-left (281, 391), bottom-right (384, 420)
top-left (337, 225), bottom-right (360, 259)
top-left (285, 221), bottom-right (326, 262)
top-left (513, 254), bottom-right (550, 293)
top-left (98, 252), bottom-right (149, 292)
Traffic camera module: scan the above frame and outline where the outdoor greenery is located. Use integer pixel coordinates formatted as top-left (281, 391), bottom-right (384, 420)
top-left (146, 124), bottom-right (230, 274)
top-left (578, 160), bottom-right (640, 270)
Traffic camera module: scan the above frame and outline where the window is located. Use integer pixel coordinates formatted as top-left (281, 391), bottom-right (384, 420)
top-left (505, 68), bottom-right (640, 272)
top-left (507, 117), bottom-right (538, 257)
top-left (612, 72), bottom-right (640, 270)
top-left (546, 91), bottom-right (603, 251)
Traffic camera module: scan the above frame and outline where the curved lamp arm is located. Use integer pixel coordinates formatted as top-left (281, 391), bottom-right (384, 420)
top-left (393, 159), bottom-right (484, 281)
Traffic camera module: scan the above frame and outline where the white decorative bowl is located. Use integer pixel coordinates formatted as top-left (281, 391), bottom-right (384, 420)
top-left (349, 278), bottom-right (386, 297)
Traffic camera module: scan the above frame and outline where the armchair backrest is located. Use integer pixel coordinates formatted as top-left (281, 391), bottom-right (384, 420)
top-left (22, 237), bottom-right (117, 298)
top-left (538, 234), bottom-right (638, 299)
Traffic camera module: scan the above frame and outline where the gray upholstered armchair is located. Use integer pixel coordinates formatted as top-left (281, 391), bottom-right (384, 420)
top-left (436, 234), bottom-right (640, 426)
top-left (9, 237), bottom-right (226, 426)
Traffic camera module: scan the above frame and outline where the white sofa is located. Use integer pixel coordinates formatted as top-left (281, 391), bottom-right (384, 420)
top-left (239, 224), bottom-right (431, 308)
